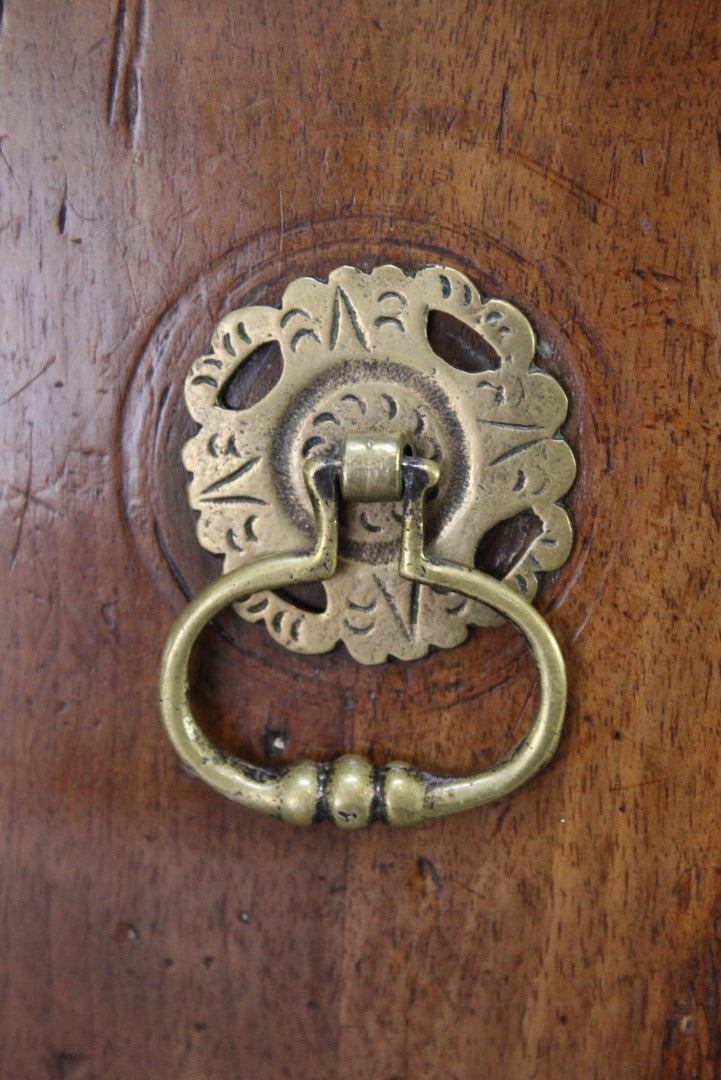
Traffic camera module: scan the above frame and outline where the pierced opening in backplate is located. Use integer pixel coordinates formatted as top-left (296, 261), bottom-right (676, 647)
top-left (474, 511), bottom-right (542, 579)
top-left (272, 581), bottom-right (328, 614)
top-left (427, 310), bottom-right (502, 373)
top-left (220, 339), bottom-right (283, 409)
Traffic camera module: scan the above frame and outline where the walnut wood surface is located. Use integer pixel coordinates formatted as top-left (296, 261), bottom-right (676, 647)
top-left (2, 2), bottom-right (720, 1077)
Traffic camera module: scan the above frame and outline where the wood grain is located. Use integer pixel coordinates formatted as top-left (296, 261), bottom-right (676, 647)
top-left (1, 1), bottom-right (720, 1077)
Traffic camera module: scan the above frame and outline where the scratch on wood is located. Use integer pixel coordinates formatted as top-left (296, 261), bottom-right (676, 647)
top-left (496, 81), bottom-right (509, 154)
top-left (125, 0), bottom-right (147, 138)
top-left (701, 461), bottom-right (720, 529)
top-left (506, 145), bottom-right (613, 214)
top-left (446, 874), bottom-right (485, 900)
top-left (117, 230), bottom-right (140, 311)
top-left (1, 356), bottom-right (56, 407)
top-left (278, 183), bottom-right (284, 257)
top-left (2, 483), bottom-right (56, 513)
top-left (0, 133), bottom-right (18, 187)
top-left (108, 0), bottom-right (128, 124)
top-left (417, 855), bottom-right (444, 895)
top-left (10, 426), bottom-right (33, 569)
top-left (608, 775), bottom-right (670, 793)
top-left (107, 0), bottom-right (147, 144)
top-left (58, 176), bottom-right (68, 235)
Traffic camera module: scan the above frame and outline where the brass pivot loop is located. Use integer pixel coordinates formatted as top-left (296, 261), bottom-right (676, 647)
top-left (158, 436), bottom-right (567, 829)
top-left (340, 431), bottom-right (405, 503)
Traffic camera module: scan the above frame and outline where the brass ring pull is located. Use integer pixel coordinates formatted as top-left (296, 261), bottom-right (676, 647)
top-left (158, 437), bottom-right (567, 829)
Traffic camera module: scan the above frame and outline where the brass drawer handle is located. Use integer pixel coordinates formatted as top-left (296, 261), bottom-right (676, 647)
top-left (158, 433), bottom-right (566, 828)
top-left (158, 264), bottom-right (576, 827)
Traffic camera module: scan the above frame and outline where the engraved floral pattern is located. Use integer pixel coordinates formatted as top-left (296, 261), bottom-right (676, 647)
top-left (182, 265), bottom-right (576, 663)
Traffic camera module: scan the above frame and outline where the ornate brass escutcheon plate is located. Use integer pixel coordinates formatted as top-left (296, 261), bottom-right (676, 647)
top-left (159, 264), bottom-right (577, 828)
top-left (182, 264), bottom-right (575, 664)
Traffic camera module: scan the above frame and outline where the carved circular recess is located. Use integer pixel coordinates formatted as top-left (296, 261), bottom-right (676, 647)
top-left (119, 216), bottom-right (607, 665)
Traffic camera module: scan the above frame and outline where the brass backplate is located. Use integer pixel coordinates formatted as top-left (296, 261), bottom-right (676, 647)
top-left (182, 264), bottom-right (576, 664)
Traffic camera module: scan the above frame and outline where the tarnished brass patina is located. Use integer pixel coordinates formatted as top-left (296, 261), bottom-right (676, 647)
top-left (159, 265), bottom-right (576, 827)
top-left (181, 264), bottom-right (575, 664)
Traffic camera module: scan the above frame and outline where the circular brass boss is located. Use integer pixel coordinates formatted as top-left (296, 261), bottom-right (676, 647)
top-left (180, 264), bottom-right (576, 664)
